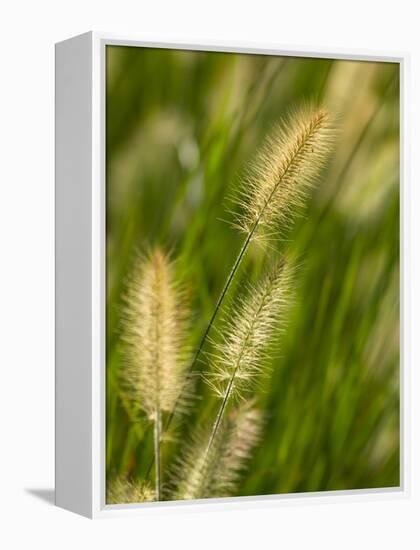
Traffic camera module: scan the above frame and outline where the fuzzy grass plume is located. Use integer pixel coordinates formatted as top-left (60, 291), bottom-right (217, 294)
top-left (107, 477), bottom-right (154, 504)
top-left (202, 258), bottom-right (292, 457)
top-left (234, 105), bottom-right (335, 242)
top-left (120, 248), bottom-right (189, 499)
top-left (111, 105), bottom-right (337, 504)
top-left (166, 107), bottom-right (334, 430)
top-left (172, 401), bottom-right (263, 500)
top-left (205, 258), bottom-right (292, 400)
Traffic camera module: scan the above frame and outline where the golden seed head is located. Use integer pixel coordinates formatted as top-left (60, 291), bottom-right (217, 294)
top-left (172, 401), bottom-right (263, 500)
top-left (234, 105), bottom-right (335, 242)
top-left (106, 477), bottom-right (155, 504)
top-left (204, 258), bottom-right (293, 402)
top-left (120, 248), bottom-right (190, 420)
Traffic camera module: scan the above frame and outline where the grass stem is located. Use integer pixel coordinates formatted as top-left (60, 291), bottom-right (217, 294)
top-left (154, 411), bottom-right (161, 500)
top-left (146, 107), bottom-right (331, 479)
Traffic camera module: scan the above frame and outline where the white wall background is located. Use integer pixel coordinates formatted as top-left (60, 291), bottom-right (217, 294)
top-left (0, 1), bottom-right (418, 547)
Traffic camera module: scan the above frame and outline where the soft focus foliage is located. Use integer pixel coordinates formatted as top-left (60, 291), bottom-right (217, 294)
top-left (106, 46), bottom-right (399, 500)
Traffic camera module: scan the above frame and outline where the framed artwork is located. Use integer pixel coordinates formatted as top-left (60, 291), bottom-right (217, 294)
top-left (55, 32), bottom-right (406, 518)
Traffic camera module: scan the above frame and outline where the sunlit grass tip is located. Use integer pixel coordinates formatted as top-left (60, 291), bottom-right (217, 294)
top-left (233, 105), bottom-right (336, 243)
top-left (106, 476), bottom-right (155, 504)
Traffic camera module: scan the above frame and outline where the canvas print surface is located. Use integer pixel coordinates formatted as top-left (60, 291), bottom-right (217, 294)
top-left (105, 46), bottom-right (400, 504)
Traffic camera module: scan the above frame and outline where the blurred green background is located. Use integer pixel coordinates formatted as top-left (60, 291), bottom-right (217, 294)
top-left (106, 45), bottom-right (399, 498)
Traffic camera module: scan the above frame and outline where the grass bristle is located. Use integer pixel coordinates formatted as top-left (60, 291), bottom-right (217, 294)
top-left (204, 258), bottom-right (293, 402)
top-left (107, 477), bottom-right (155, 504)
top-left (234, 105), bottom-right (335, 243)
top-left (171, 401), bottom-right (263, 500)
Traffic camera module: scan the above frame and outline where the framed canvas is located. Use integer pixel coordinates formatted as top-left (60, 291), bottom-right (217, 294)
top-left (55, 32), bottom-right (408, 518)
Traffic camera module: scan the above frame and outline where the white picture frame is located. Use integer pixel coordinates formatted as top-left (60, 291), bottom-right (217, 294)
top-left (55, 31), bottom-right (409, 519)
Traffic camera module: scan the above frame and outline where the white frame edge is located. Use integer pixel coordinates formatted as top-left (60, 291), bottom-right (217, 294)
top-left (55, 32), bottom-right (93, 517)
top-left (55, 31), bottom-right (409, 519)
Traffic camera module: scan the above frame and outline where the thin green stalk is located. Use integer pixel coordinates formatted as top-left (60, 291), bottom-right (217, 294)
top-left (187, 231), bottom-right (253, 375)
top-left (204, 377), bottom-right (233, 459)
top-left (161, 226), bottom-right (253, 437)
top-left (154, 411), bottom-right (161, 500)
top-left (203, 270), bottom-right (270, 460)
